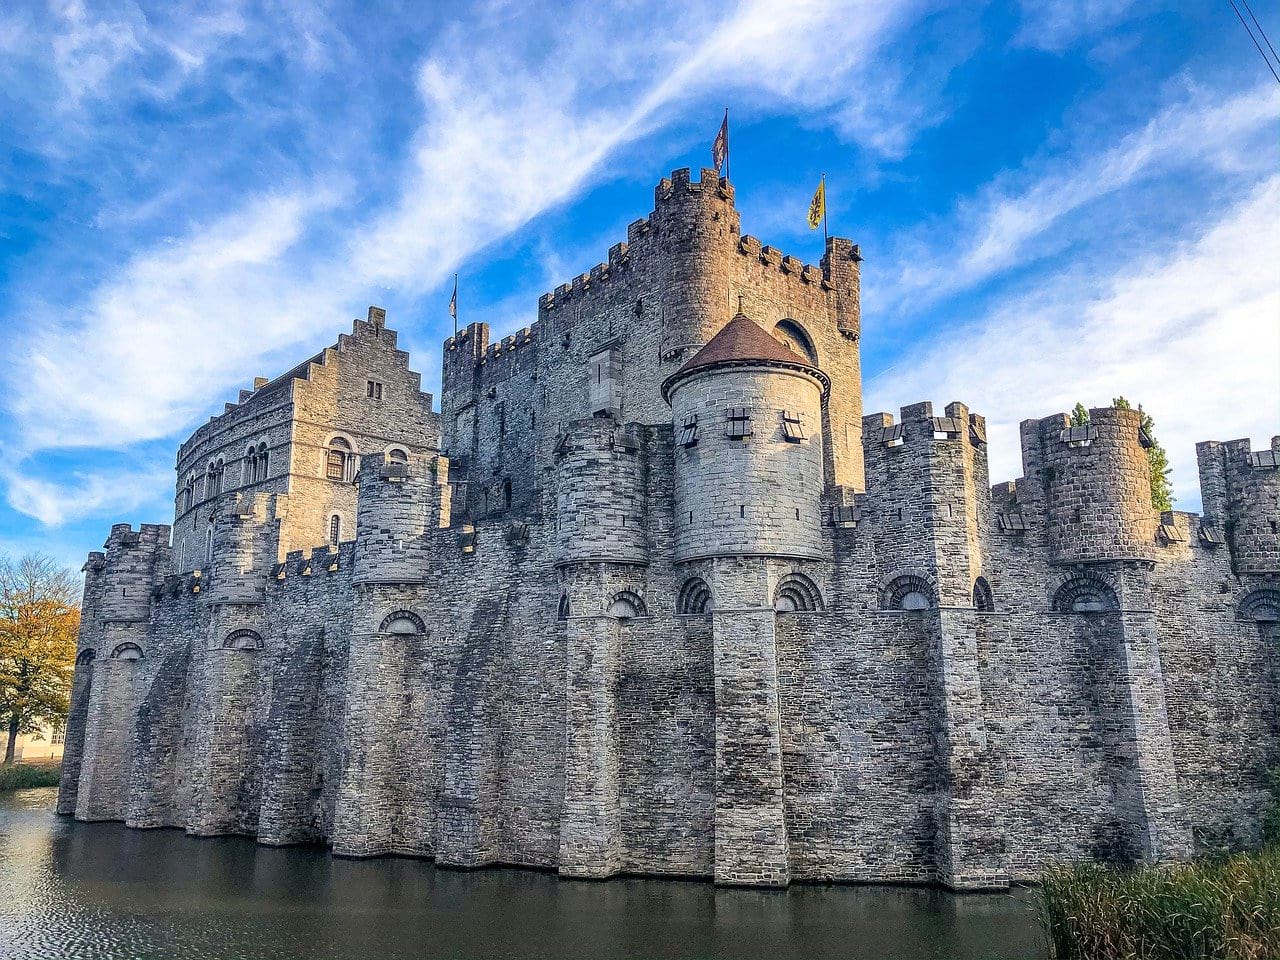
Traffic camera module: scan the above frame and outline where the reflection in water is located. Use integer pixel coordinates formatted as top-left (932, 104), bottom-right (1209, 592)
top-left (1, 789), bottom-right (1046, 960)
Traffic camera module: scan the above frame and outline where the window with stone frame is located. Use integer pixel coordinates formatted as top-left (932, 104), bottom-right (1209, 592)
top-left (326, 438), bottom-right (353, 481)
top-left (725, 407), bottom-right (753, 439)
top-left (677, 414), bottom-right (698, 447)
top-left (781, 410), bottom-right (806, 442)
top-left (328, 514), bottom-right (341, 545)
top-left (366, 380), bottom-right (384, 400)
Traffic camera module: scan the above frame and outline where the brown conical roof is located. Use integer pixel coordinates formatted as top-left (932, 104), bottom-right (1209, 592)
top-left (661, 313), bottom-right (827, 401)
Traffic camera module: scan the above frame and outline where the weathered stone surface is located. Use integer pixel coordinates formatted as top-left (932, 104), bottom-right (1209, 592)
top-left (57, 168), bottom-right (1280, 891)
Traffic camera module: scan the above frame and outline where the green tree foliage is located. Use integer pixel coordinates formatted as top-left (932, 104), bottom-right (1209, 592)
top-left (0, 554), bottom-right (80, 765)
top-left (1070, 402), bottom-right (1090, 427)
top-left (1113, 396), bottom-right (1175, 512)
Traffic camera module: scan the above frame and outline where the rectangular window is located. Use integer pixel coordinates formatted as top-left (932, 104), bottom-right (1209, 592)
top-left (366, 380), bottom-right (384, 400)
top-left (781, 410), bottom-right (806, 442)
top-left (677, 414), bottom-right (698, 447)
top-left (726, 407), bottom-right (752, 439)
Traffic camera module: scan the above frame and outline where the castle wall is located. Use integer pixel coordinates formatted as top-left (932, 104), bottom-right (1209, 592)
top-left (56, 173), bottom-right (1280, 893)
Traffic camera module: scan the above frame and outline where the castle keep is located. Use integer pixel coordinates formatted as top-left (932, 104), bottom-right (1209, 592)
top-left (58, 168), bottom-right (1280, 889)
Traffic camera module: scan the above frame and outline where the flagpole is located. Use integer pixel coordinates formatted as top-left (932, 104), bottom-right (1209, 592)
top-left (453, 273), bottom-right (458, 336)
top-left (724, 107), bottom-right (730, 182)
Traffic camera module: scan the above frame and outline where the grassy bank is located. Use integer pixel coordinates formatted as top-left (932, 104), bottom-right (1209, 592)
top-left (0, 763), bottom-right (62, 791)
top-left (1040, 846), bottom-right (1280, 959)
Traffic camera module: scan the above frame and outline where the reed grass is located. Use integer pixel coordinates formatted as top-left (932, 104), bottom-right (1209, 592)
top-left (1040, 846), bottom-right (1280, 959)
top-left (0, 762), bottom-right (62, 791)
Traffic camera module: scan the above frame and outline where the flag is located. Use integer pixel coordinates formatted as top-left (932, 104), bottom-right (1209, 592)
top-left (712, 109), bottom-right (729, 174)
top-left (807, 177), bottom-right (825, 230)
top-left (449, 274), bottom-right (457, 329)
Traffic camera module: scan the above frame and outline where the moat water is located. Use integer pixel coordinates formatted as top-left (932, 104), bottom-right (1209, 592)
top-left (1, 789), bottom-right (1046, 960)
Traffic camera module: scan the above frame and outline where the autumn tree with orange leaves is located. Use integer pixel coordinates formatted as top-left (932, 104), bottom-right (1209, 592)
top-left (1, 554), bottom-right (80, 765)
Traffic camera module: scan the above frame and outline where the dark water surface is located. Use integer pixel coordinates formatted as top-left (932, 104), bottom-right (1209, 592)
top-left (1, 789), bottom-right (1047, 960)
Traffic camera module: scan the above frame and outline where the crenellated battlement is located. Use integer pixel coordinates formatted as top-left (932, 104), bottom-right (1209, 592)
top-left (1018, 406), bottom-right (1159, 564)
top-left (861, 401), bottom-right (986, 455)
top-left (59, 157), bottom-right (1280, 890)
top-left (353, 451), bottom-right (451, 584)
top-left (554, 418), bottom-right (650, 568)
top-left (1197, 434), bottom-right (1280, 574)
top-left (860, 401), bottom-right (989, 604)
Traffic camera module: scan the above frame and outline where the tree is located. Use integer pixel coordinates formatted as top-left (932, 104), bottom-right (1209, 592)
top-left (1113, 396), bottom-right (1174, 512)
top-left (0, 554), bottom-right (80, 765)
top-left (1070, 403), bottom-right (1090, 427)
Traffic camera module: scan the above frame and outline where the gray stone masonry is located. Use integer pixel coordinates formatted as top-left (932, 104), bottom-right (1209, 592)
top-left (58, 168), bottom-right (1279, 890)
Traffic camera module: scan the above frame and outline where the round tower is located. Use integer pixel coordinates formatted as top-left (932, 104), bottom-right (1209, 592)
top-left (96, 523), bottom-right (169, 624)
top-left (663, 312), bottom-right (828, 563)
top-left (1197, 436), bottom-right (1280, 575)
top-left (553, 419), bottom-right (648, 567)
top-left (205, 497), bottom-right (268, 605)
top-left (353, 452), bottom-right (440, 585)
top-left (654, 168), bottom-right (740, 376)
top-left (1024, 406), bottom-right (1159, 564)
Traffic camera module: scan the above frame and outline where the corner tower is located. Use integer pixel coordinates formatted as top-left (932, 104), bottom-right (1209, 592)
top-left (662, 311), bottom-right (829, 886)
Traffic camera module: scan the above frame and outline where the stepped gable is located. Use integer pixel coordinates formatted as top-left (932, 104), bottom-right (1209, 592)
top-left (661, 312), bottom-right (829, 400)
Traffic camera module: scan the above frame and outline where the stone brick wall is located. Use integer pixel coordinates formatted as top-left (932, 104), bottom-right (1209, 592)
top-left (56, 169), bottom-right (1279, 892)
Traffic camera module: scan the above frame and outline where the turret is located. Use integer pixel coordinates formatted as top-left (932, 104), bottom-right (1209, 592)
top-left (205, 494), bottom-right (277, 605)
top-left (95, 523), bottom-right (170, 625)
top-left (663, 312), bottom-right (827, 563)
top-left (821, 236), bottom-right (862, 342)
top-left (553, 419), bottom-right (649, 567)
top-left (653, 168), bottom-right (740, 373)
top-left (353, 452), bottom-right (451, 585)
top-left (861, 401), bottom-right (989, 607)
top-left (1197, 436), bottom-right (1280, 574)
top-left (1019, 406), bottom-right (1159, 564)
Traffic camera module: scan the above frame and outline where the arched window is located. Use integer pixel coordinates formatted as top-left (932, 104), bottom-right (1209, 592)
top-left (1052, 575), bottom-right (1118, 614)
top-left (1238, 589), bottom-right (1280, 623)
top-left (606, 590), bottom-right (647, 620)
top-left (677, 577), bottom-right (713, 615)
top-left (772, 319), bottom-right (819, 366)
top-left (328, 514), bottom-right (341, 545)
top-left (251, 442), bottom-right (268, 482)
top-left (387, 447), bottom-right (408, 465)
top-left (557, 593), bottom-right (571, 620)
top-left (223, 629), bottom-right (263, 651)
top-left (204, 525), bottom-right (214, 564)
top-left (973, 577), bottom-right (995, 613)
top-left (206, 462), bottom-right (218, 498)
top-left (882, 574), bottom-right (935, 611)
top-left (243, 447), bottom-right (256, 485)
top-left (326, 438), bottom-right (354, 482)
top-left (502, 479), bottom-right (513, 510)
top-left (75, 648), bottom-right (96, 666)
top-left (379, 610), bottom-right (425, 635)
top-left (111, 642), bottom-right (144, 661)
top-left (775, 573), bottom-right (824, 612)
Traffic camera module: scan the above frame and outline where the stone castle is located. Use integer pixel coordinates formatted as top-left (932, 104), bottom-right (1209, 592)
top-left (57, 168), bottom-right (1279, 889)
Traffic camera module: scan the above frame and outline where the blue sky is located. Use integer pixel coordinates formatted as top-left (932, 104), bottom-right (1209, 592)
top-left (1, 0), bottom-right (1277, 571)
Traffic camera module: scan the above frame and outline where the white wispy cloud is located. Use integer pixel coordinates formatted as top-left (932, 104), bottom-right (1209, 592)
top-left (359, 0), bottom-right (933, 291)
top-left (3, 462), bottom-right (173, 527)
top-left (868, 174), bottom-right (1280, 512)
top-left (888, 82), bottom-right (1280, 310)
top-left (5, 0), bottom-right (947, 525)
top-left (14, 187), bottom-right (346, 450)
top-left (1012, 0), bottom-right (1146, 52)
